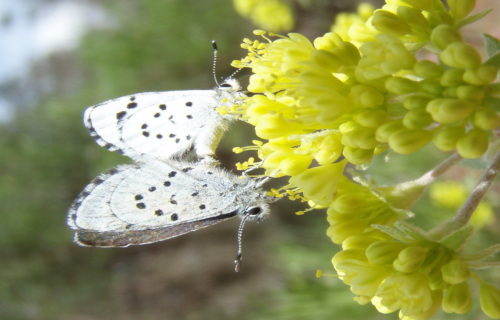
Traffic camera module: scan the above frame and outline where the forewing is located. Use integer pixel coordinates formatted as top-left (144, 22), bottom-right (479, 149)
top-left (68, 160), bottom-right (241, 247)
top-left (85, 90), bottom-right (232, 161)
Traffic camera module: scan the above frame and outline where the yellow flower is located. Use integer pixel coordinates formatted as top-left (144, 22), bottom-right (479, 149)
top-left (232, 0), bottom-right (294, 32)
top-left (326, 177), bottom-right (410, 244)
top-left (288, 160), bottom-right (347, 207)
top-left (374, 272), bottom-right (436, 317)
top-left (480, 282), bottom-right (500, 319)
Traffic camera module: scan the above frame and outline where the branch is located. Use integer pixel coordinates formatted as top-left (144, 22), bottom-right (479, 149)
top-left (451, 150), bottom-right (500, 226)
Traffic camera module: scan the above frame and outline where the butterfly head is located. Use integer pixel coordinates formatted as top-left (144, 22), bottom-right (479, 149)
top-left (244, 203), bottom-right (270, 223)
top-left (219, 78), bottom-right (242, 91)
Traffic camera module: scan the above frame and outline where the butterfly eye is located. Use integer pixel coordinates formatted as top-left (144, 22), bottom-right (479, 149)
top-left (245, 206), bottom-right (262, 216)
top-left (220, 82), bottom-right (233, 88)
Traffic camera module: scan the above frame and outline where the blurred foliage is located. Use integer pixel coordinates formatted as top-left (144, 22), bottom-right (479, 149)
top-left (1, 0), bottom-right (497, 319)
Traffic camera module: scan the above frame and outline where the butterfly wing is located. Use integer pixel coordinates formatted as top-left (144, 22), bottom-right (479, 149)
top-left (85, 89), bottom-right (240, 161)
top-left (68, 160), bottom-right (244, 247)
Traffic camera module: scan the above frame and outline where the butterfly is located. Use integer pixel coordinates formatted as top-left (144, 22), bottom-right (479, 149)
top-left (68, 77), bottom-right (273, 271)
top-left (84, 79), bottom-right (243, 161)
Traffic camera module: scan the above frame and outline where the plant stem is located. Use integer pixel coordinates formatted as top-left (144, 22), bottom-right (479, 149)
top-left (452, 150), bottom-right (500, 227)
top-left (412, 152), bottom-right (463, 187)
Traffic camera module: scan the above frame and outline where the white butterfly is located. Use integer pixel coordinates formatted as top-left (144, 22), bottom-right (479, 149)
top-left (84, 79), bottom-right (243, 161)
top-left (67, 158), bottom-right (270, 247)
top-left (69, 77), bottom-right (273, 271)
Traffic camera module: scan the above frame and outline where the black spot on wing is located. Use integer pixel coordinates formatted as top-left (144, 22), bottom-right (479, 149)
top-left (159, 104), bottom-right (166, 110)
top-left (92, 177), bottom-right (104, 186)
top-left (185, 101), bottom-right (193, 107)
top-left (104, 143), bottom-right (114, 150)
top-left (127, 102), bottom-right (138, 109)
top-left (136, 202), bottom-right (146, 209)
top-left (116, 111), bottom-right (127, 120)
top-left (171, 213), bottom-right (178, 221)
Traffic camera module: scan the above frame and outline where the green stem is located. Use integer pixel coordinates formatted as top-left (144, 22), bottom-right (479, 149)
top-left (411, 152), bottom-right (463, 187)
top-left (452, 149), bottom-right (500, 227)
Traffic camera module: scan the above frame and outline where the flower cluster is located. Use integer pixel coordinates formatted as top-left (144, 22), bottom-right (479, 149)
top-left (232, 0), bottom-right (294, 32)
top-left (227, 0), bottom-right (500, 318)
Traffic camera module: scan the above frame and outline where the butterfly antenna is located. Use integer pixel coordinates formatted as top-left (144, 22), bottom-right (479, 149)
top-left (234, 214), bottom-right (251, 272)
top-left (227, 66), bottom-right (242, 80)
top-left (211, 40), bottom-right (221, 87)
top-left (212, 40), bottom-right (243, 86)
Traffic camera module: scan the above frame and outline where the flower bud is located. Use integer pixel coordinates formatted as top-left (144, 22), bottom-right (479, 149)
top-left (442, 282), bottom-right (472, 314)
top-left (403, 108), bottom-right (434, 128)
top-left (440, 42), bottom-right (482, 69)
top-left (371, 10), bottom-right (411, 36)
top-left (456, 128), bottom-right (489, 159)
top-left (385, 77), bottom-right (419, 94)
top-left (440, 69), bottom-right (465, 87)
top-left (480, 283), bottom-right (500, 319)
top-left (448, 0), bottom-right (476, 21)
top-left (397, 6), bottom-right (429, 30)
top-left (430, 24), bottom-right (462, 50)
top-left (403, 95), bottom-right (432, 110)
top-left (426, 98), bottom-right (475, 124)
top-left (456, 85), bottom-right (485, 101)
top-left (473, 108), bottom-right (500, 130)
top-left (441, 259), bottom-right (470, 284)
top-left (433, 125), bottom-right (465, 151)
top-left (393, 246), bottom-right (427, 273)
top-left (342, 234), bottom-right (379, 250)
top-left (366, 241), bottom-right (406, 265)
top-left (343, 146), bottom-right (374, 165)
top-left (354, 109), bottom-right (390, 128)
top-left (310, 50), bottom-right (343, 73)
top-left (327, 217), bottom-right (366, 244)
top-left (314, 133), bottom-right (343, 165)
top-left (420, 79), bottom-right (443, 95)
top-left (389, 128), bottom-right (433, 154)
top-left (375, 120), bottom-right (405, 143)
top-left (463, 66), bottom-right (498, 85)
top-left (350, 84), bottom-right (384, 107)
top-left (413, 60), bottom-right (443, 79)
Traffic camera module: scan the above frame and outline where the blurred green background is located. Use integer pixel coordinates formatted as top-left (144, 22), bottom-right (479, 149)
top-left (0, 0), bottom-right (498, 319)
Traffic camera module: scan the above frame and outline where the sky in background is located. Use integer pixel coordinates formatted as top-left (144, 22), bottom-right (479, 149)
top-left (0, 0), bottom-right (109, 120)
